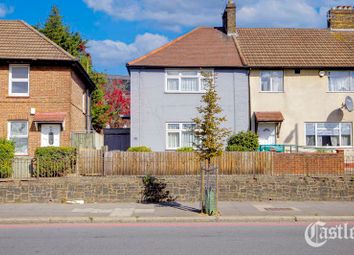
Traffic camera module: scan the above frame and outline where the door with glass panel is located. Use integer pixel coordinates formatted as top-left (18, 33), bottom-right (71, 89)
top-left (41, 124), bottom-right (60, 147)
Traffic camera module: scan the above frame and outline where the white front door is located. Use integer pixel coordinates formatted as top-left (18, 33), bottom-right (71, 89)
top-left (258, 123), bottom-right (276, 145)
top-left (41, 124), bottom-right (61, 147)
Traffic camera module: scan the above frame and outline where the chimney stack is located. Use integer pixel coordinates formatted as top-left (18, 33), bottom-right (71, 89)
top-left (327, 6), bottom-right (354, 30)
top-left (223, 0), bottom-right (236, 35)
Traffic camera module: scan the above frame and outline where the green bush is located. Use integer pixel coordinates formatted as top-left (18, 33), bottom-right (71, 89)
top-left (176, 147), bottom-right (194, 152)
top-left (0, 139), bottom-right (15, 178)
top-left (34, 147), bottom-right (76, 177)
top-left (226, 131), bottom-right (259, 152)
top-left (127, 146), bottom-right (152, 152)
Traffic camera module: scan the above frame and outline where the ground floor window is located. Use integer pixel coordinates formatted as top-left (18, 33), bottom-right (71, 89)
top-left (8, 121), bottom-right (28, 155)
top-left (305, 122), bottom-right (352, 147)
top-left (166, 123), bottom-right (196, 150)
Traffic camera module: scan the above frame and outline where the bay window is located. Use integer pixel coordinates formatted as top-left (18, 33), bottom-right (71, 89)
top-left (328, 71), bottom-right (354, 92)
top-left (8, 121), bottom-right (29, 155)
top-left (9, 65), bottom-right (30, 96)
top-left (260, 71), bottom-right (284, 92)
top-left (166, 70), bottom-right (211, 93)
top-left (305, 122), bottom-right (352, 147)
top-left (166, 123), bottom-right (196, 149)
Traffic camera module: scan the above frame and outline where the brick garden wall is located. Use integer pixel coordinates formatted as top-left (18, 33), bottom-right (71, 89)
top-left (0, 175), bottom-right (352, 203)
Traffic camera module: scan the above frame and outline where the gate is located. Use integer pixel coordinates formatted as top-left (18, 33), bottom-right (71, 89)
top-left (104, 128), bottom-right (130, 151)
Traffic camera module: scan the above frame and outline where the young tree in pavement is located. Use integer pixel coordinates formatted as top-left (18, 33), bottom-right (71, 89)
top-left (35, 5), bottom-right (109, 132)
top-left (193, 71), bottom-right (230, 215)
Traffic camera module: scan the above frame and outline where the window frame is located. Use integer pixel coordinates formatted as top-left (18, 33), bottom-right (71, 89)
top-left (259, 70), bottom-right (284, 93)
top-left (165, 122), bottom-right (196, 150)
top-left (8, 64), bottom-right (30, 97)
top-left (304, 122), bottom-right (352, 148)
top-left (328, 71), bottom-right (354, 93)
top-left (7, 121), bottom-right (29, 155)
top-left (165, 69), bottom-right (213, 93)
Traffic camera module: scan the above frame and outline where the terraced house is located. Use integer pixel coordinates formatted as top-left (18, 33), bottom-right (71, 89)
top-left (128, 2), bottom-right (354, 150)
top-left (0, 20), bottom-right (95, 156)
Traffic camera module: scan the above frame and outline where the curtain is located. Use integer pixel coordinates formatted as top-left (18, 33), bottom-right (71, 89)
top-left (330, 136), bottom-right (339, 146)
top-left (182, 131), bottom-right (194, 147)
top-left (181, 78), bottom-right (198, 91)
top-left (167, 79), bottom-right (179, 91)
top-left (168, 132), bottom-right (180, 148)
top-left (272, 71), bottom-right (284, 92)
top-left (329, 72), bottom-right (350, 91)
top-left (261, 72), bottom-right (271, 91)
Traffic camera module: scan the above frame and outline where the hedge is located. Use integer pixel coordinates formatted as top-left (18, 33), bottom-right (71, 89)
top-left (176, 147), bottom-right (195, 152)
top-left (34, 147), bottom-right (76, 177)
top-left (226, 131), bottom-right (259, 152)
top-left (127, 146), bottom-right (152, 152)
top-left (0, 139), bottom-right (15, 178)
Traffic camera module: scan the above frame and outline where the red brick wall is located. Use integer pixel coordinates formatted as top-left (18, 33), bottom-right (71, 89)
top-left (273, 150), bottom-right (344, 175)
top-left (0, 64), bottom-right (88, 156)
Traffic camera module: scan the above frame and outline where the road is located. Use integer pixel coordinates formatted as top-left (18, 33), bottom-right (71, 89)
top-left (0, 222), bottom-right (352, 255)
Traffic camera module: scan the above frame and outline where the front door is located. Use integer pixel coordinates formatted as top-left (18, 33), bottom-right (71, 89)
top-left (258, 123), bottom-right (276, 145)
top-left (41, 124), bottom-right (60, 147)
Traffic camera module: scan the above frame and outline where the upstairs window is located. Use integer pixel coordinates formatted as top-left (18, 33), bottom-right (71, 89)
top-left (260, 71), bottom-right (284, 92)
top-left (165, 70), bottom-right (211, 93)
top-left (9, 65), bottom-right (30, 96)
top-left (328, 71), bottom-right (354, 92)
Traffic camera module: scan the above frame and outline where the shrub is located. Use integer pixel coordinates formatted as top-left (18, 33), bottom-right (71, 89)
top-left (141, 175), bottom-right (174, 203)
top-left (127, 146), bottom-right (152, 152)
top-left (176, 147), bottom-right (194, 152)
top-left (34, 147), bottom-right (76, 177)
top-left (0, 139), bottom-right (15, 178)
top-left (226, 131), bottom-right (259, 152)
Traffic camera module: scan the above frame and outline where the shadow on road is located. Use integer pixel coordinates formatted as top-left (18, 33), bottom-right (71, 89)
top-left (156, 202), bottom-right (201, 214)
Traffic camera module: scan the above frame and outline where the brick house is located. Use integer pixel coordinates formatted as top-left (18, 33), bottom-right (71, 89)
top-left (0, 20), bottom-right (95, 156)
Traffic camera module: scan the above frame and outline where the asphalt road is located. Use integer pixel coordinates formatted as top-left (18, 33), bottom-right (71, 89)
top-left (0, 223), bottom-right (352, 255)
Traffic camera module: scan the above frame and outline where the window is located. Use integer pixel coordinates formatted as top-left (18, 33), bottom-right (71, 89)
top-left (8, 121), bottom-right (29, 155)
top-left (9, 65), bottom-right (30, 96)
top-left (305, 122), bottom-right (352, 147)
top-left (260, 71), bottom-right (284, 92)
top-left (328, 71), bottom-right (354, 92)
top-left (166, 70), bottom-right (212, 93)
top-left (166, 123), bottom-right (196, 149)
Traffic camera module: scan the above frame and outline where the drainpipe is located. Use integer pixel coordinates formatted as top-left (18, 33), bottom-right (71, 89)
top-left (86, 89), bottom-right (91, 131)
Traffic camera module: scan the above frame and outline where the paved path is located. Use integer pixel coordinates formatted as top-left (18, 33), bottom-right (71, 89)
top-left (0, 222), bottom-right (353, 255)
top-left (0, 201), bottom-right (353, 223)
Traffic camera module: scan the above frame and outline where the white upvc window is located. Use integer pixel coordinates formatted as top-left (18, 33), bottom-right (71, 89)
top-left (260, 70), bottom-right (284, 92)
top-left (305, 122), bottom-right (352, 147)
top-left (9, 65), bottom-right (30, 96)
top-left (165, 70), bottom-right (212, 93)
top-left (8, 121), bottom-right (29, 155)
top-left (166, 123), bottom-right (196, 150)
top-left (328, 71), bottom-right (354, 92)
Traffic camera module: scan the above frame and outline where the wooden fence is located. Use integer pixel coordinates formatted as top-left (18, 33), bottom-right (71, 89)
top-left (78, 149), bottom-right (274, 176)
top-left (71, 131), bottom-right (104, 149)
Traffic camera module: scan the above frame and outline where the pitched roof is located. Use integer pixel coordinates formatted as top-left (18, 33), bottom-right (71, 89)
top-left (0, 20), bottom-right (75, 61)
top-left (128, 27), bottom-right (243, 68)
top-left (236, 28), bottom-right (354, 68)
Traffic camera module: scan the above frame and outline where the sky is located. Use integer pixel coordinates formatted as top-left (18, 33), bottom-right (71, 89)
top-left (0, 0), bottom-right (353, 75)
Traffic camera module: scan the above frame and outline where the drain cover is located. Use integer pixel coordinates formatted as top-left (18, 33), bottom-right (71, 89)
top-left (264, 207), bottom-right (293, 211)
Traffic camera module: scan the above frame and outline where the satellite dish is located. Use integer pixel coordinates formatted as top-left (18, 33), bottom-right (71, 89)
top-left (344, 96), bottom-right (353, 112)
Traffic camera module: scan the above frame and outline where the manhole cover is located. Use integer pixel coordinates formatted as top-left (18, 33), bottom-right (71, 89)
top-left (264, 208), bottom-right (293, 211)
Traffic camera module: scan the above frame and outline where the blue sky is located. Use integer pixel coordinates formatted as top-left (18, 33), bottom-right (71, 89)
top-left (0, 0), bottom-right (353, 74)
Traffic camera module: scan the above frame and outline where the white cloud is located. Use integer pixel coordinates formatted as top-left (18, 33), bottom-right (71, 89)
top-left (84, 0), bottom-right (354, 30)
top-left (87, 33), bottom-right (169, 69)
top-left (0, 3), bottom-right (14, 17)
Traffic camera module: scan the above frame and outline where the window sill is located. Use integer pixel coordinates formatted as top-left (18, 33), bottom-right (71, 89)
top-left (326, 91), bottom-right (354, 93)
top-left (164, 91), bottom-right (206, 94)
top-left (7, 96), bottom-right (30, 98)
top-left (259, 91), bottom-right (284, 93)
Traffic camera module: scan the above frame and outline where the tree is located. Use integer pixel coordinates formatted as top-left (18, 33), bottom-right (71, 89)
top-left (104, 78), bottom-right (130, 128)
top-left (35, 6), bottom-right (86, 58)
top-left (193, 71), bottom-right (230, 215)
top-left (35, 6), bottom-right (109, 132)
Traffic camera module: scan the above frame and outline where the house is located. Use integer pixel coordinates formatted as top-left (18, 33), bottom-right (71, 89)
top-left (127, 2), bottom-right (249, 151)
top-left (128, 2), bottom-right (354, 150)
top-left (0, 20), bottom-right (95, 156)
top-left (240, 6), bottom-right (354, 147)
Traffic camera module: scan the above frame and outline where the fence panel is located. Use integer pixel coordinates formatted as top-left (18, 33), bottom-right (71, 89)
top-left (71, 132), bottom-right (104, 149)
top-left (78, 148), bottom-right (105, 176)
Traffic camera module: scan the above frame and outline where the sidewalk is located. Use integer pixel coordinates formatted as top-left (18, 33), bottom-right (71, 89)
top-left (0, 201), bottom-right (353, 224)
